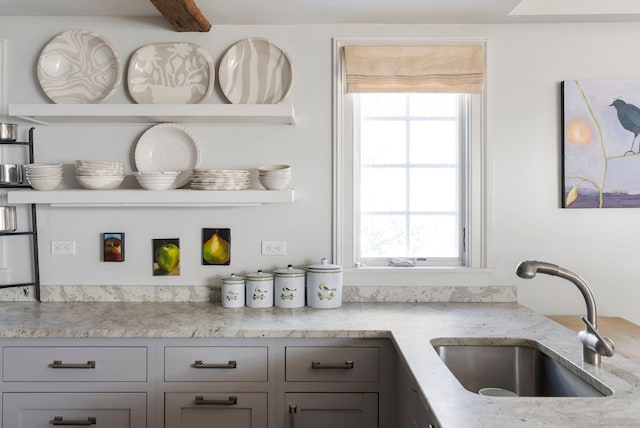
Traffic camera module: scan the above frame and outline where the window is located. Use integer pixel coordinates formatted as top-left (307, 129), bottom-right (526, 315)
top-left (333, 40), bottom-right (488, 271)
top-left (356, 92), bottom-right (467, 266)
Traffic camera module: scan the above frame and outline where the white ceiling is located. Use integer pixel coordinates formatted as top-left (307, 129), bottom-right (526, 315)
top-left (1, 0), bottom-right (639, 24)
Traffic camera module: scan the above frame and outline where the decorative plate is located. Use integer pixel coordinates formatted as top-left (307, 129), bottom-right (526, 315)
top-left (218, 38), bottom-right (293, 104)
top-left (127, 42), bottom-right (215, 104)
top-left (37, 29), bottom-right (122, 104)
top-left (134, 123), bottom-right (200, 188)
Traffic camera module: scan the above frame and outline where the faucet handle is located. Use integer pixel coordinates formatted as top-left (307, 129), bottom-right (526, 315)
top-left (580, 316), bottom-right (615, 357)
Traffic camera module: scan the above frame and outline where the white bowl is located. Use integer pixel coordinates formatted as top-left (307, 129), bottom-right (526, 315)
top-left (135, 175), bottom-right (177, 190)
top-left (27, 177), bottom-right (62, 191)
top-left (76, 174), bottom-right (124, 190)
top-left (259, 176), bottom-right (291, 190)
top-left (258, 164), bottom-right (291, 173)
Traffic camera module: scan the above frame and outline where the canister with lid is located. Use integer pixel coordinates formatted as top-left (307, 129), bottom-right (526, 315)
top-left (245, 269), bottom-right (274, 308)
top-left (305, 258), bottom-right (343, 309)
top-left (273, 264), bottom-right (305, 308)
top-left (221, 273), bottom-right (245, 308)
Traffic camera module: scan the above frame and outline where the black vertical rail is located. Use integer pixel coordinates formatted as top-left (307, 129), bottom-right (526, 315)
top-left (28, 127), bottom-right (41, 302)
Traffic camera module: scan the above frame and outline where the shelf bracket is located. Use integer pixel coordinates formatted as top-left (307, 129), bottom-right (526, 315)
top-left (149, 0), bottom-right (212, 32)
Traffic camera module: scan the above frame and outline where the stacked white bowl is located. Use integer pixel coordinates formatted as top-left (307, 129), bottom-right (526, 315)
top-left (258, 165), bottom-right (291, 190)
top-left (134, 171), bottom-right (180, 190)
top-left (24, 163), bottom-right (63, 190)
top-left (75, 160), bottom-right (125, 190)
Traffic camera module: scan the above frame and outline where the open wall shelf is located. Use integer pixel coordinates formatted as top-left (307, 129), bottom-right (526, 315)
top-left (8, 189), bottom-right (295, 207)
top-left (9, 103), bottom-right (296, 126)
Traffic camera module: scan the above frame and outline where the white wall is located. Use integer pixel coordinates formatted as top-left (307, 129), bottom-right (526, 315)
top-left (1, 17), bottom-right (640, 324)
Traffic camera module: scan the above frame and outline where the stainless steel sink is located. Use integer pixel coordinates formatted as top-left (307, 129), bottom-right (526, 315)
top-left (431, 338), bottom-right (613, 397)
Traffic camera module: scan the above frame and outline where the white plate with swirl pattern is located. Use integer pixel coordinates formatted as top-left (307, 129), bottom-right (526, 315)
top-left (134, 123), bottom-right (200, 188)
top-left (37, 29), bottom-right (122, 104)
top-left (218, 38), bottom-right (292, 104)
top-left (127, 42), bottom-right (215, 104)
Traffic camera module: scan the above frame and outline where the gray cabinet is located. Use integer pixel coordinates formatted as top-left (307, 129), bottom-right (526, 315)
top-left (397, 356), bottom-right (437, 428)
top-left (165, 392), bottom-right (268, 428)
top-left (279, 339), bottom-right (397, 428)
top-left (0, 337), bottom-right (404, 428)
top-left (0, 338), bottom-right (153, 428)
top-left (285, 392), bottom-right (378, 428)
top-left (3, 392), bottom-right (147, 428)
top-left (158, 340), bottom-right (275, 428)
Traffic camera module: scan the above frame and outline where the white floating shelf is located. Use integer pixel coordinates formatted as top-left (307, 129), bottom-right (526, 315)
top-left (8, 189), bottom-right (295, 207)
top-left (8, 103), bottom-right (296, 126)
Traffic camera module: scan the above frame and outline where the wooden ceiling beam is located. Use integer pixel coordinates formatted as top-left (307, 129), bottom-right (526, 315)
top-left (149, 0), bottom-right (212, 32)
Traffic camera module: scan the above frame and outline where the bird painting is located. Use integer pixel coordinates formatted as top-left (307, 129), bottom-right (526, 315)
top-left (610, 98), bottom-right (640, 154)
top-left (563, 80), bottom-right (640, 208)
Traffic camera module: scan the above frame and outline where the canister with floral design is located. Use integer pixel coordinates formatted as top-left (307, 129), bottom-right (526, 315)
top-left (221, 273), bottom-right (245, 308)
top-left (305, 258), bottom-right (343, 309)
top-left (245, 270), bottom-right (274, 308)
top-left (274, 264), bottom-right (305, 308)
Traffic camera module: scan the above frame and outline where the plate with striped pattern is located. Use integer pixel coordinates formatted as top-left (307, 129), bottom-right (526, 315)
top-left (218, 38), bottom-right (292, 104)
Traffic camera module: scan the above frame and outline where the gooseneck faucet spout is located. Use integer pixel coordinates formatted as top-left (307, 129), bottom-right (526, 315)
top-left (516, 260), bottom-right (615, 366)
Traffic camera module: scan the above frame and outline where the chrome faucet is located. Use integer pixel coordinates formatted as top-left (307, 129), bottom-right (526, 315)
top-left (516, 260), bottom-right (615, 366)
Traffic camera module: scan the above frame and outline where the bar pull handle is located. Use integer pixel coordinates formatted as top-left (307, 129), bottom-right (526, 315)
top-left (194, 395), bottom-right (238, 405)
top-left (311, 360), bottom-right (354, 369)
top-left (49, 360), bottom-right (96, 369)
top-left (193, 360), bottom-right (237, 369)
top-left (289, 405), bottom-right (297, 428)
top-left (51, 416), bottom-right (97, 425)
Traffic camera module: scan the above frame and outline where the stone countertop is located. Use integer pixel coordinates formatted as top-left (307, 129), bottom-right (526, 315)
top-left (0, 301), bottom-right (639, 427)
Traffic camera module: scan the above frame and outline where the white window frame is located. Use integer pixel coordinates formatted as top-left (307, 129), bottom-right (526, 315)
top-left (332, 37), bottom-right (492, 283)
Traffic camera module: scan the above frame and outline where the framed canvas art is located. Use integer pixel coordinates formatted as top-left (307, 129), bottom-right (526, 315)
top-left (202, 228), bottom-right (231, 265)
top-left (153, 238), bottom-right (180, 276)
top-left (562, 80), bottom-right (640, 208)
top-left (103, 233), bottom-right (124, 262)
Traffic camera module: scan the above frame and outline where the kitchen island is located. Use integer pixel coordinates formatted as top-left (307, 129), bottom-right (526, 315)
top-left (0, 301), bottom-right (639, 427)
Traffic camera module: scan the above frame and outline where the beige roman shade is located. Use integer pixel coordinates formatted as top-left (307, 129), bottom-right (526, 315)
top-left (344, 44), bottom-right (485, 93)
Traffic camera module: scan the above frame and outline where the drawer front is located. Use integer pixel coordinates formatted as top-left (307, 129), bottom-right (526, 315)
top-left (2, 346), bottom-right (147, 382)
top-left (285, 346), bottom-right (379, 382)
top-left (165, 392), bottom-right (267, 428)
top-left (2, 392), bottom-right (147, 428)
top-left (165, 346), bottom-right (268, 382)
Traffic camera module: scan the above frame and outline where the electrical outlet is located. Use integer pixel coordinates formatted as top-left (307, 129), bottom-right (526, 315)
top-left (262, 240), bottom-right (286, 256)
top-left (51, 240), bottom-right (75, 255)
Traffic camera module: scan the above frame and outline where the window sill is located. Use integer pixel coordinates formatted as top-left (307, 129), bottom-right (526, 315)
top-left (343, 265), bottom-right (496, 287)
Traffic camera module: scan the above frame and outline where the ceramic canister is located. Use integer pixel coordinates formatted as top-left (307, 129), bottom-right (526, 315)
top-left (245, 270), bottom-right (274, 308)
top-left (305, 258), bottom-right (343, 309)
top-left (221, 273), bottom-right (245, 308)
top-left (273, 264), bottom-right (305, 308)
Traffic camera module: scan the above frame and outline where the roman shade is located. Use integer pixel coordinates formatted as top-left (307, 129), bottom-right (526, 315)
top-left (343, 44), bottom-right (485, 94)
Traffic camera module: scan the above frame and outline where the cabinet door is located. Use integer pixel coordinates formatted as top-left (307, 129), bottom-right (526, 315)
top-left (165, 392), bottom-right (268, 428)
top-left (2, 392), bottom-right (146, 428)
top-left (285, 393), bottom-right (377, 428)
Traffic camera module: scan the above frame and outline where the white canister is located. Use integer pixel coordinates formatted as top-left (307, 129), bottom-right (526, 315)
top-left (305, 258), bottom-right (343, 309)
top-left (221, 273), bottom-right (245, 308)
top-left (245, 270), bottom-right (274, 308)
top-left (273, 264), bottom-right (305, 308)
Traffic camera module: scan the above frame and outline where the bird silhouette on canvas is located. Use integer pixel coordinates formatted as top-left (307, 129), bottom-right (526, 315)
top-left (610, 98), bottom-right (640, 154)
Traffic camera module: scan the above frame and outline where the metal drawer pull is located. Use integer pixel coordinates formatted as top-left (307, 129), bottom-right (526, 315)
top-left (311, 360), bottom-right (354, 369)
top-left (49, 360), bottom-right (96, 369)
top-left (51, 416), bottom-right (97, 425)
top-left (194, 395), bottom-right (238, 406)
top-left (289, 405), bottom-right (297, 428)
top-left (193, 360), bottom-right (237, 369)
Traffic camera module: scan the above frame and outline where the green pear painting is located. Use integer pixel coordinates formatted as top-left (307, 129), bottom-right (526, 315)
top-left (562, 80), bottom-right (640, 208)
top-left (202, 228), bottom-right (231, 265)
top-left (153, 238), bottom-right (180, 276)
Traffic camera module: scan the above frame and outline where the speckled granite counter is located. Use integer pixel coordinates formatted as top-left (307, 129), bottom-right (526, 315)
top-left (0, 301), bottom-right (639, 427)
